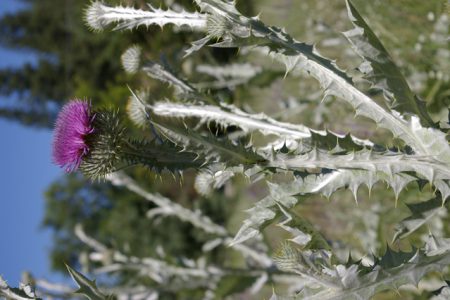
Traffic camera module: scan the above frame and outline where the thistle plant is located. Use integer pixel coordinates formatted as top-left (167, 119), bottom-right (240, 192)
top-left (7, 0), bottom-right (449, 299)
top-left (52, 99), bottom-right (204, 179)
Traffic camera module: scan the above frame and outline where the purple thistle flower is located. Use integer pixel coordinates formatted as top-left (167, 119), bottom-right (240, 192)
top-left (52, 100), bottom-right (95, 172)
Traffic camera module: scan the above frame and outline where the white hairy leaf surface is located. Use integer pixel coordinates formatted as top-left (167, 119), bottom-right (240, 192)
top-left (394, 196), bottom-right (447, 241)
top-left (271, 149), bottom-right (450, 187)
top-left (121, 45), bottom-right (142, 74)
top-left (193, 0), bottom-right (450, 164)
top-left (343, 0), bottom-right (435, 127)
top-left (275, 237), bottom-right (450, 300)
top-left (196, 63), bottom-right (262, 79)
top-left (85, 1), bottom-right (207, 32)
top-left (146, 101), bottom-right (374, 150)
top-left (266, 49), bottom-right (450, 163)
top-left (232, 170), bottom-right (414, 246)
top-left (150, 101), bottom-right (311, 138)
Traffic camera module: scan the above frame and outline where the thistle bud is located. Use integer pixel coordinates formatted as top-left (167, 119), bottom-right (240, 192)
top-left (79, 109), bottom-right (126, 179)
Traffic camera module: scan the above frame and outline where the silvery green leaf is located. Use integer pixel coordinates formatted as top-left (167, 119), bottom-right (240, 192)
top-left (139, 60), bottom-right (219, 104)
top-left (184, 35), bottom-right (212, 57)
top-left (432, 286), bottom-right (450, 300)
top-left (196, 63), bottom-right (262, 80)
top-left (142, 60), bottom-right (195, 96)
top-left (149, 101), bottom-right (311, 139)
top-left (424, 235), bottom-right (450, 256)
top-left (270, 149), bottom-right (450, 196)
top-left (343, 0), bottom-right (435, 127)
top-left (127, 90), bottom-right (261, 165)
top-left (85, 1), bottom-right (207, 32)
top-left (147, 101), bottom-right (375, 152)
top-left (266, 46), bottom-right (450, 163)
top-left (393, 195), bottom-right (447, 241)
top-left (193, 0), bottom-right (449, 162)
top-left (296, 239), bottom-right (450, 299)
top-left (151, 116), bottom-right (264, 165)
top-left (234, 165), bottom-right (449, 246)
top-left (194, 163), bottom-right (243, 196)
top-left (232, 169), bottom-right (417, 246)
top-left (65, 264), bottom-right (109, 300)
top-left (276, 205), bottom-right (330, 250)
top-left (194, 0), bottom-right (351, 82)
top-left (0, 275), bottom-right (40, 300)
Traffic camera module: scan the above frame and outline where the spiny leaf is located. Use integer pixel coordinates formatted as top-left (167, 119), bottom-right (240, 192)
top-left (152, 116), bottom-right (264, 165)
top-left (232, 170), bottom-right (416, 246)
top-left (185, 35), bottom-right (213, 57)
top-left (234, 167), bottom-right (448, 246)
top-left (194, 163), bottom-right (243, 196)
top-left (344, 0), bottom-right (435, 127)
top-left (194, 0), bottom-right (351, 82)
top-left (85, 1), bottom-right (207, 32)
top-left (65, 264), bottom-right (109, 300)
top-left (432, 283), bottom-right (450, 300)
top-left (142, 60), bottom-right (196, 96)
top-left (193, 0), bottom-right (449, 163)
top-left (140, 59), bottom-right (219, 105)
top-left (149, 101), bottom-right (311, 139)
top-left (393, 195), bottom-right (447, 241)
top-left (129, 93), bottom-right (264, 164)
top-left (296, 237), bottom-right (450, 299)
top-left (0, 275), bottom-right (41, 300)
top-left (194, 63), bottom-right (264, 89)
top-left (377, 246), bottom-right (417, 269)
top-left (147, 101), bottom-right (375, 151)
top-left (276, 205), bottom-right (331, 250)
top-left (270, 148), bottom-right (450, 191)
top-left (265, 50), bottom-right (450, 163)
top-left (127, 90), bottom-right (264, 166)
top-left (425, 235), bottom-right (450, 256)
top-left (310, 130), bottom-right (366, 152)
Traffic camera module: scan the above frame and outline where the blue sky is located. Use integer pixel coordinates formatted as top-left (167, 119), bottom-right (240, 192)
top-left (0, 0), bottom-right (65, 285)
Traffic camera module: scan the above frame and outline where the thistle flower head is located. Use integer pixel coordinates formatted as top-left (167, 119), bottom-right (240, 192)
top-left (52, 100), bottom-right (94, 172)
top-left (53, 99), bottom-right (201, 180)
